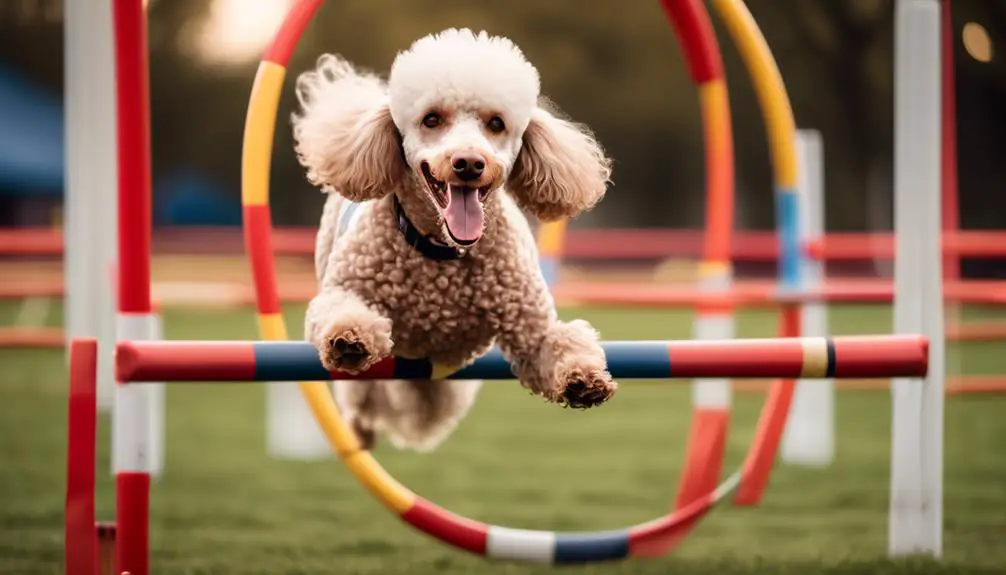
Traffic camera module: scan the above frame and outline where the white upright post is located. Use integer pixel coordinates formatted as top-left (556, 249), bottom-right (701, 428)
top-left (267, 384), bottom-right (331, 460)
top-left (64, 0), bottom-right (118, 411)
top-left (889, 0), bottom-right (945, 558)
top-left (782, 129), bottom-right (833, 467)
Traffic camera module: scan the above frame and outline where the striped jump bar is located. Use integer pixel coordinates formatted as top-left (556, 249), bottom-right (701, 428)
top-left (115, 335), bottom-right (928, 384)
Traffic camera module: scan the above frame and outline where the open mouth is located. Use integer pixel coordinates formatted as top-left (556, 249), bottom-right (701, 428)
top-left (420, 162), bottom-right (490, 246)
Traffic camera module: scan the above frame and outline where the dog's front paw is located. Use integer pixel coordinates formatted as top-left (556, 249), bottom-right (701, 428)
top-left (558, 367), bottom-right (617, 409)
top-left (318, 322), bottom-right (393, 375)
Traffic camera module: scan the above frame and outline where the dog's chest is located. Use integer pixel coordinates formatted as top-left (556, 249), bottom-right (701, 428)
top-left (381, 256), bottom-right (500, 363)
top-left (329, 205), bottom-right (523, 367)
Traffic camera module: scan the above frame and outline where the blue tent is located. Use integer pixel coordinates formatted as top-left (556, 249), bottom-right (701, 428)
top-left (155, 170), bottom-right (242, 226)
top-left (0, 65), bottom-right (64, 195)
top-left (0, 65), bottom-right (243, 225)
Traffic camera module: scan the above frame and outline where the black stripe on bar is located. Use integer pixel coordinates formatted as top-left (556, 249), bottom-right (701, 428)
top-left (825, 338), bottom-right (836, 378)
top-left (393, 357), bottom-right (434, 379)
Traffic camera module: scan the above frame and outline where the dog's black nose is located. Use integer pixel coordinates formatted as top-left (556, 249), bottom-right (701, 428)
top-left (451, 151), bottom-right (486, 182)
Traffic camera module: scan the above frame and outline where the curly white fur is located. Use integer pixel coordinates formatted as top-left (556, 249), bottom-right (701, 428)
top-left (293, 55), bottom-right (406, 200)
top-left (389, 29), bottom-right (541, 136)
top-left (292, 28), bottom-right (615, 452)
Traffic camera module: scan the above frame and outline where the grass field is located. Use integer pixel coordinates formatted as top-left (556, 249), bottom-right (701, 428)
top-left (1, 302), bottom-right (1004, 574)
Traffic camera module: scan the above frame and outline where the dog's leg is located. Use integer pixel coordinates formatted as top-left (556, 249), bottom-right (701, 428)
top-left (497, 291), bottom-right (616, 409)
top-left (305, 287), bottom-right (393, 374)
top-left (379, 379), bottom-right (483, 452)
top-left (333, 379), bottom-right (377, 450)
top-left (526, 319), bottom-right (617, 409)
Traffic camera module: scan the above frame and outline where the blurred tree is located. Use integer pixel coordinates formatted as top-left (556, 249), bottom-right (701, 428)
top-left (0, 0), bottom-right (64, 93)
top-left (950, 0), bottom-right (1006, 241)
top-left (0, 0), bottom-right (63, 25)
top-left (1, 0), bottom-right (1003, 238)
top-left (961, 0), bottom-right (1006, 92)
top-left (743, 0), bottom-right (896, 232)
top-left (278, 0), bottom-right (707, 228)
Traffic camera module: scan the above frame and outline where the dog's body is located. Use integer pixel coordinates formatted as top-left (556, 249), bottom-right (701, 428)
top-left (295, 29), bottom-right (617, 452)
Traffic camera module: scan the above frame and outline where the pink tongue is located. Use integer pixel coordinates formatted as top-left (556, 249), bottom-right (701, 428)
top-left (444, 185), bottom-right (484, 242)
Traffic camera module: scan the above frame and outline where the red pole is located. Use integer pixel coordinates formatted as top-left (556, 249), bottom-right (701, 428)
top-left (65, 339), bottom-right (99, 575)
top-left (114, 0), bottom-right (152, 313)
top-left (941, 0), bottom-right (960, 283)
top-left (112, 0), bottom-right (152, 574)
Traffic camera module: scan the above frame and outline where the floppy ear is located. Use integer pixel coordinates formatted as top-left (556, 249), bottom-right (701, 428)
top-left (292, 54), bottom-right (408, 200)
top-left (506, 104), bottom-right (612, 222)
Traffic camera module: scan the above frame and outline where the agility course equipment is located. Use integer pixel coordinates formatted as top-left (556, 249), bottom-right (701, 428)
top-left (539, 0), bottom-right (1005, 389)
top-left (655, 0), bottom-right (739, 512)
top-left (235, 0), bottom-right (936, 568)
top-left (542, 0), bottom-right (999, 470)
top-left (779, 129), bottom-right (831, 466)
top-left (678, 0), bottom-right (800, 507)
top-left (114, 337), bottom-right (929, 383)
top-left (66, 334), bottom-right (931, 573)
top-left (63, 0), bottom-right (118, 412)
top-left (889, 0), bottom-right (945, 555)
top-left (62, 0), bottom-right (948, 573)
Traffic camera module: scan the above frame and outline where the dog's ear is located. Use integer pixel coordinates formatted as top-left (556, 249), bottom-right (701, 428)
top-left (506, 104), bottom-right (612, 222)
top-left (292, 55), bottom-right (408, 200)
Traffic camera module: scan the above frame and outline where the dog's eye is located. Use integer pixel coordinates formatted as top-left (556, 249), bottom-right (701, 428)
top-left (421, 113), bottom-right (442, 129)
top-left (487, 116), bottom-right (506, 133)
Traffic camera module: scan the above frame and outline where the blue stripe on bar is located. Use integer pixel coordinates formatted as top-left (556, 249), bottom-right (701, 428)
top-left (553, 530), bottom-right (630, 564)
top-left (253, 341), bottom-right (331, 381)
top-left (775, 188), bottom-right (801, 289)
top-left (601, 341), bottom-right (671, 379)
top-left (450, 348), bottom-right (515, 380)
top-left (245, 342), bottom-right (677, 381)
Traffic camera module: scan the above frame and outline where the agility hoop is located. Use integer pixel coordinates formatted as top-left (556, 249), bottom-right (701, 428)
top-left (240, 0), bottom-right (801, 563)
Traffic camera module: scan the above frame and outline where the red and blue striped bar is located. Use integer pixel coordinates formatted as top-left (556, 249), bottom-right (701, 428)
top-left (115, 335), bottom-right (928, 384)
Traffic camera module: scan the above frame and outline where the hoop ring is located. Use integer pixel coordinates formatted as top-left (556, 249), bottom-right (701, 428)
top-left (240, 0), bottom-right (794, 563)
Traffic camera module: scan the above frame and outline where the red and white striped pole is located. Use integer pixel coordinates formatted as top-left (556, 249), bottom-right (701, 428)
top-left (111, 0), bottom-right (153, 573)
top-left (63, 0), bottom-right (119, 412)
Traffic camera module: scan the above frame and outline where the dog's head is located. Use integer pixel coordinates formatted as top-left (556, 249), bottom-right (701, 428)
top-left (293, 28), bottom-right (612, 250)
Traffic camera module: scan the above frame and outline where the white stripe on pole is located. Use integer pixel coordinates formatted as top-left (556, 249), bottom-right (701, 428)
top-left (113, 313), bottom-right (155, 473)
top-left (781, 129), bottom-right (833, 467)
top-left (64, 0), bottom-right (119, 411)
top-left (267, 383), bottom-right (331, 460)
top-left (147, 312), bottom-right (166, 477)
top-left (890, 0), bottom-right (945, 558)
top-left (691, 267), bottom-right (734, 409)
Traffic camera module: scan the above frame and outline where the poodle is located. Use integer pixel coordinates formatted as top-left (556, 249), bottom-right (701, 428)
top-left (293, 28), bottom-right (615, 452)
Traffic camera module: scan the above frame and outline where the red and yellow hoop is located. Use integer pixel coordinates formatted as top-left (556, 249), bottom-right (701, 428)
top-left (239, 0), bottom-right (791, 563)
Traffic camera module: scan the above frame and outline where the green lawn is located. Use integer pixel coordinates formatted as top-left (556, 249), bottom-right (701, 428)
top-left (1, 303), bottom-right (1004, 574)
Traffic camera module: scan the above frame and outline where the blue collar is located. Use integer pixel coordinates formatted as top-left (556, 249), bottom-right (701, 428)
top-left (393, 196), bottom-right (466, 261)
